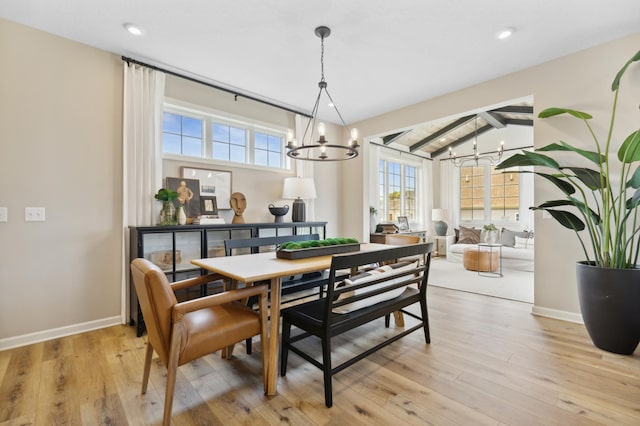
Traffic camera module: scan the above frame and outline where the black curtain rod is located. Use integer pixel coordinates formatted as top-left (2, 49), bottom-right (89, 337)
top-left (369, 142), bottom-right (433, 161)
top-left (122, 56), bottom-right (313, 119)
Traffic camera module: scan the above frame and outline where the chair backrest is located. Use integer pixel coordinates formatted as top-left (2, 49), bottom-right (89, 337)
top-left (224, 234), bottom-right (320, 256)
top-left (384, 234), bottom-right (422, 245)
top-left (131, 258), bottom-right (177, 365)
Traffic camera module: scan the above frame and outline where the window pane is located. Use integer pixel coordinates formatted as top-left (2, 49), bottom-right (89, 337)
top-left (213, 124), bottom-right (229, 142)
top-left (255, 149), bottom-right (268, 166)
top-left (163, 133), bottom-right (181, 154)
top-left (182, 117), bottom-right (202, 137)
top-left (182, 137), bottom-right (201, 157)
top-left (255, 133), bottom-right (268, 150)
top-left (163, 112), bottom-right (181, 133)
top-left (268, 152), bottom-right (281, 167)
top-left (230, 145), bottom-right (246, 163)
top-left (213, 142), bottom-right (229, 160)
top-left (230, 127), bottom-right (246, 145)
top-left (268, 135), bottom-right (281, 152)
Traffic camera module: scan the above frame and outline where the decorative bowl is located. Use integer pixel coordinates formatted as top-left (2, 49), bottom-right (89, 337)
top-left (268, 204), bottom-right (289, 222)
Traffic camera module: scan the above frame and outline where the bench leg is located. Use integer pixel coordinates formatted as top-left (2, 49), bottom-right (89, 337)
top-left (321, 336), bottom-right (333, 408)
top-left (420, 296), bottom-right (431, 344)
top-left (280, 318), bottom-right (291, 376)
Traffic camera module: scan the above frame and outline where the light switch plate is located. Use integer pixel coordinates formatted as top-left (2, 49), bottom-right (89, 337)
top-left (25, 207), bottom-right (46, 222)
top-left (0, 207), bottom-right (7, 222)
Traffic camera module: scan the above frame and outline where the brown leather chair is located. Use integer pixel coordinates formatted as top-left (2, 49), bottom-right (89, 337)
top-left (130, 258), bottom-right (269, 426)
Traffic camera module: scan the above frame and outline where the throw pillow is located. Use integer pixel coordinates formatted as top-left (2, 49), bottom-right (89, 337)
top-left (333, 260), bottom-right (419, 314)
top-left (458, 226), bottom-right (480, 244)
top-left (500, 228), bottom-right (517, 247)
top-left (515, 235), bottom-right (535, 248)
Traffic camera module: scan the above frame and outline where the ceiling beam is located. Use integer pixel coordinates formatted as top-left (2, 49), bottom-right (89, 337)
top-left (382, 130), bottom-right (411, 145)
top-left (505, 118), bottom-right (534, 126)
top-left (409, 114), bottom-right (475, 152)
top-left (491, 105), bottom-right (534, 114)
top-left (430, 123), bottom-right (494, 157)
top-left (478, 111), bottom-right (506, 129)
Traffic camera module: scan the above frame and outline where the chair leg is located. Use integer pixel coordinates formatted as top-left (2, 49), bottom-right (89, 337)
top-left (279, 319), bottom-right (291, 377)
top-left (163, 325), bottom-right (182, 426)
top-left (321, 335), bottom-right (333, 408)
top-left (384, 314), bottom-right (390, 328)
top-left (420, 296), bottom-right (431, 344)
top-left (141, 342), bottom-right (154, 394)
top-left (393, 311), bottom-right (405, 327)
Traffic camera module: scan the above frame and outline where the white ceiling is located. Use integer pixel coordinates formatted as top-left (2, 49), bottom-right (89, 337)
top-left (1, 1), bottom-right (639, 125)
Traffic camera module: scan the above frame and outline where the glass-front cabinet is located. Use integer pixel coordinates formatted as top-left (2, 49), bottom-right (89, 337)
top-left (129, 221), bottom-right (327, 336)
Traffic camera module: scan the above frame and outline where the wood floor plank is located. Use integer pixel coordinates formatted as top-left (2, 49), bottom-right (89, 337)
top-left (0, 286), bottom-right (638, 425)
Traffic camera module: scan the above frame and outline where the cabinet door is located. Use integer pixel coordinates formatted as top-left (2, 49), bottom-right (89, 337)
top-left (206, 228), bottom-right (253, 257)
top-left (142, 232), bottom-right (175, 272)
top-left (258, 226), bottom-right (294, 237)
top-left (174, 231), bottom-right (203, 273)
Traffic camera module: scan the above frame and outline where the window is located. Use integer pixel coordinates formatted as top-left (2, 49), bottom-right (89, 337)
top-left (254, 132), bottom-right (282, 168)
top-left (162, 103), bottom-right (289, 170)
top-left (459, 164), bottom-right (519, 222)
top-left (378, 160), bottom-right (417, 222)
top-left (162, 112), bottom-right (203, 156)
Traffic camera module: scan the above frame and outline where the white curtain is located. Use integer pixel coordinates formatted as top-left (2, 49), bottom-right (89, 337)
top-left (294, 114), bottom-right (315, 220)
top-left (439, 159), bottom-right (459, 231)
top-left (120, 63), bottom-right (166, 323)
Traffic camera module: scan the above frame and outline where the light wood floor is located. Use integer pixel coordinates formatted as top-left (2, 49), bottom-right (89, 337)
top-left (1, 286), bottom-right (639, 425)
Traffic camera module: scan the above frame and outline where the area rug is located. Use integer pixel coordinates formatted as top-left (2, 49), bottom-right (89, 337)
top-left (427, 257), bottom-right (534, 303)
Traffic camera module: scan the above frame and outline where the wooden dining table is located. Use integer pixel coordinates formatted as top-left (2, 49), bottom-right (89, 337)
top-left (191, 243), bottom-right (388, 395)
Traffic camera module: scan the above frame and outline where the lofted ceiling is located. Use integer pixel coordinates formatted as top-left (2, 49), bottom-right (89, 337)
top-left (377, 103), bottom-right (534, 159)
top-left (1, 1), bottom-right (638, 129)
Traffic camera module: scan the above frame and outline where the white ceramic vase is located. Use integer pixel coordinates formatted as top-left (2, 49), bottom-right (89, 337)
top-left (177, 205), bottom-right (187, 225)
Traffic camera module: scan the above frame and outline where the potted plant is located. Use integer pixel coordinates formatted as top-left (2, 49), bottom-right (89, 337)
top-left (482, 223), bottom-right (499, 244)
top-left (155, 188), bottom-right (179, 226)
top-left (496, 49), bottom-right (640, 354)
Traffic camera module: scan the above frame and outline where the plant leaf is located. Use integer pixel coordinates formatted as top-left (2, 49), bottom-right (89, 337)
top-left (538, 107), bottom-right (592, 120)
top-left (537, 141), bottom-right (605, 164)
top-left (531, 206), bottom-right (585, 231)
top-left (626, 166), bottom-right (640, 189)
top-left (617, 129), bottom-right (640, 163)
top-left (539, 198), bottom-right (600, 224)
top-left (611, 49), bottom-right (640, 91)
top-left (629, 188), bottom-right (640, 209)
top-left (495, 151), bottom-right (561, 170)
top-left (536, 172), bottom-right (576, 195)
top-left (565, 167), bottom-right (606, 190)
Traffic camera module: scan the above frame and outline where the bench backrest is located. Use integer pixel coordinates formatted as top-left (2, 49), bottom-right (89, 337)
top-left (224, 234), bottom-right (320, 256)
top-left (325, 243), bottom-right (432, 319)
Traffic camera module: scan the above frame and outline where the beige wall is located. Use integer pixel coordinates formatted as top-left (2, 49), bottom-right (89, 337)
top-left (346, 32), bottom-right (640, 321)
top-left (0, 18), bottom-right (123, 344)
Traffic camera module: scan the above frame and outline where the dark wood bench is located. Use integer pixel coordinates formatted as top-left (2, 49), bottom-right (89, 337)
top-left (280, 242), bottom-right (433, 407)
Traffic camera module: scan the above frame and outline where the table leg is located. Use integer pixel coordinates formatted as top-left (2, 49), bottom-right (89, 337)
top-left (266, 276), bottom-right (282, 396)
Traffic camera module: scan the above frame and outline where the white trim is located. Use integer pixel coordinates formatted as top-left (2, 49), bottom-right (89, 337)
top-left (531, 305), bottom-right (584, 324)
top-left (0, 316), bottom-right (122, 351)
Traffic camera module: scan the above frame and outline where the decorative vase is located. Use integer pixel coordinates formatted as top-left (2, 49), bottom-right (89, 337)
top-left (370, 213), bottom-right (377, 234)
top-left (160, 201), bottom-right (177, 226)
top-left (576, 261), bottom-right (640, 355)
top-left (177, 205), bottom-right (187, 225)
top-left (484, 230), bottom-right (499, 244)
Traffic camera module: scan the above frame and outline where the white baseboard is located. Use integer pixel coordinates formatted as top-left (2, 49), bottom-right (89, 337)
top-left (0, 316), bottom-right (123, 351)
top-left (532, 305), bottom-right (584, 324)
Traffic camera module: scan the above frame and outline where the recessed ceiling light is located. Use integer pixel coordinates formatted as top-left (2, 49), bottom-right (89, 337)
top-left (328, 102), bottom-right (335, 108)
top-left (124, 23), bottom-right (144, 36)
top-left (440, 137), bottom-right (446, 142)
top-left (496, 27), bottom-right (515, 40)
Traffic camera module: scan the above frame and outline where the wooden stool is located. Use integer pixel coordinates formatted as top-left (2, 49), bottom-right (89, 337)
top-left (463, 246), bottom-right (499, 272)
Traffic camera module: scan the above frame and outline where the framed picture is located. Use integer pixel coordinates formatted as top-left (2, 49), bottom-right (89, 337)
top-left (397, 216), bottom-right (409, 231)
top-left (181, 167), bottom-right (232, 210)
top-left (166, 177), bottom-right (201, 218)
top-left (200, 196), bottom-right (218, 216)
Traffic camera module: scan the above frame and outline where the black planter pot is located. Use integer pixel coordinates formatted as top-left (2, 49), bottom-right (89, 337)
top-left (576, 261), bottom-right (640, 355)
